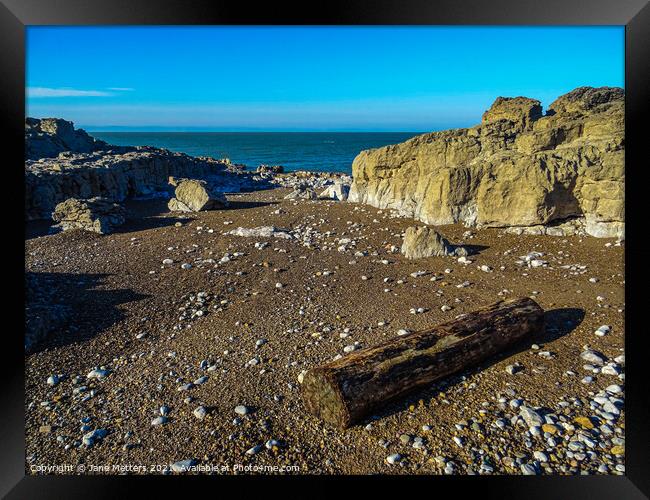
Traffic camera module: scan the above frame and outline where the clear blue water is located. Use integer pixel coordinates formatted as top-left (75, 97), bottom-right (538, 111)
top-left (90, 132), bottom-right (422, 174)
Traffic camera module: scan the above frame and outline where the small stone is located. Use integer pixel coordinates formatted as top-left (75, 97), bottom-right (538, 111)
top-left (399, 434), bottom-right (412, 445)
top-left (152, 416), bottom-right (168, 426)
top-left (246, 445), bottom-right (263, 455)
top-left (505, 364), bottom-right (522, 375)
top-left (234, 405), bottom-right (250, 416)
top-left (386, 453), bottom-right (402, 465)
top-left (541, 424), bottom-right (558, 435)
top-left (86, 368), bottom-right (110, 379)
top-left (606, 384), bottom-right (623, 394)
top-left (265, 439), bottom-right (282, 450)
top-left (580, 349), bottom-right (607, 366)
top-left (519, 406), bottom-right (544, 427)
top-left (594, 325), bottom-right (611, 337)
top-left (574, 416), bottom-right (594, 429)
top-left (171, 459), bottom-right (196, 472)
top-left (193, 406), bottom-right (207, 420)
top-left (520, 463), bottom-right (538, 475)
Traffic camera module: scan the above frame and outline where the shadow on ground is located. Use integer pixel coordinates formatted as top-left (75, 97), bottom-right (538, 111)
top-left (25, 272), bottom-right (149, 354)
top-left (464, 244), bottom-right (489, 255)
top-left (354, 307), bottom-right (585, 427)
top-left (223, 199), bottom-right (279, 211)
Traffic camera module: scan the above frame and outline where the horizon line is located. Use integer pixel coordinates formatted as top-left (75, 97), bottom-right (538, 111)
top-left (82, 124), bottom-right (436, 134)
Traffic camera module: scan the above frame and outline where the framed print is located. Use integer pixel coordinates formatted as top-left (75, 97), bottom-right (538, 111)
top-left (2, 0), bottom-right (648, 497)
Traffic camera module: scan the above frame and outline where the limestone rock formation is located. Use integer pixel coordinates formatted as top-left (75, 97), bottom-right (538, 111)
top-left (52, 197), bottom-right (126, 234)
top-left (167, 178), bottom-right (229, 212)
top-left (25, 117), bottom-right (115, 160)
top-left (349, 87), bottom-right (624, 238)
top-left (25, 118), bottom-right (259, 220)
top-left (401, 226), bottom-right (468, 259)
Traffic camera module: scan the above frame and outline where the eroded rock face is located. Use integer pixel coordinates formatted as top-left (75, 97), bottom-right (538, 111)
top-left (167, 178), bottom-right (229, 212)
top-left (349, 87), bottom-right (624, 238)
top-left (25, 118), bottom-right (254, 220)
top-left (401, 226), bottom-right (467, 259)
top-left (25, 117), bottom-right (115, 160)
top-left (52, 197), bottom-right (126, 234)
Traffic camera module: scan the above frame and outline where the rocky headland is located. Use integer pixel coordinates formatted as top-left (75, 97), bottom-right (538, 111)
top-left (349, 87), bottom-right (624, 239)
top-left (25, 118), bottom-right (351, 222)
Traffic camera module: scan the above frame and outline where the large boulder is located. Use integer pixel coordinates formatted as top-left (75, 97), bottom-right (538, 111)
top-left (319, 183), bottom-right (350, 201)
top-left (52, 197), bottom-right (126, 234)
top-left (401, 226), bottom-right (468, 259)
top-left (349, 86), bottom-right (624, 238)
top-left (167, 178), bottom-right (229, 212)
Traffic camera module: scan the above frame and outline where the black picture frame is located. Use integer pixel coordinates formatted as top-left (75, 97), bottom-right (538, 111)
top-left (3, 0), bottom-right (648, 497)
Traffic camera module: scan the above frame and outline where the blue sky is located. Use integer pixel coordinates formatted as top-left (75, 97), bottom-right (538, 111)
top-left (26, 26), bottom-right (624, 131)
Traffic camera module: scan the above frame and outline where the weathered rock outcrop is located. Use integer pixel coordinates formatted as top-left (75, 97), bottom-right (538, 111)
top-left (25, 118), bottom-right (259, 220)
top-left (52, 197), bottom-right (126, 234)
top-left (167, 178), bottom-right (229, 212)
top-left (401, 226), bottom-right (468, 259)
top-left (25, 117), bottom-right (116, 160)
top-left (349, 87), bottom-right (624, 238)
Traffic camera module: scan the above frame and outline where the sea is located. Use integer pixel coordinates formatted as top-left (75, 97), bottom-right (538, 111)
top-left (90, 132), bottom-right (422, 174)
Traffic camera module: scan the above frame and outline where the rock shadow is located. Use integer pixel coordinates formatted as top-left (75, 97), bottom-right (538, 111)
top-left (25, 271), bottom-right (149, 354)
top-left (225, 199), bottom-right (279, 211)
top-left (352, 307), bottom-right (585, 428)
top-left (462, 244), bottom-right (489, 256)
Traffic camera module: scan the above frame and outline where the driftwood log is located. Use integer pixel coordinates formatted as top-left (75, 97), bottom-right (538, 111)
top-left (301, 297), bottom-right (544, 429)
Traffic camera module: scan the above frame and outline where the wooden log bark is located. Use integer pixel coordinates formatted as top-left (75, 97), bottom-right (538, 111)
top-left (301, 297), bottom-right (544, 429)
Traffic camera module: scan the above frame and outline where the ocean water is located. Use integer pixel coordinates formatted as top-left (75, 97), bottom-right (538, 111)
top-left (90, 132), bottom-right (421, 174)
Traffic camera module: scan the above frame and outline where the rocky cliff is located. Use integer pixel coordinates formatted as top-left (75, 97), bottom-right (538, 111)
top-left (349, 87), bottom-right (624, 238)
top-left (25, 118), bottom-right (258, 220)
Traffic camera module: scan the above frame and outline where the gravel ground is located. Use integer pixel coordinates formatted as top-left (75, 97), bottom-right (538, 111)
top-left (25, 188), bottom-right (625, 475)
